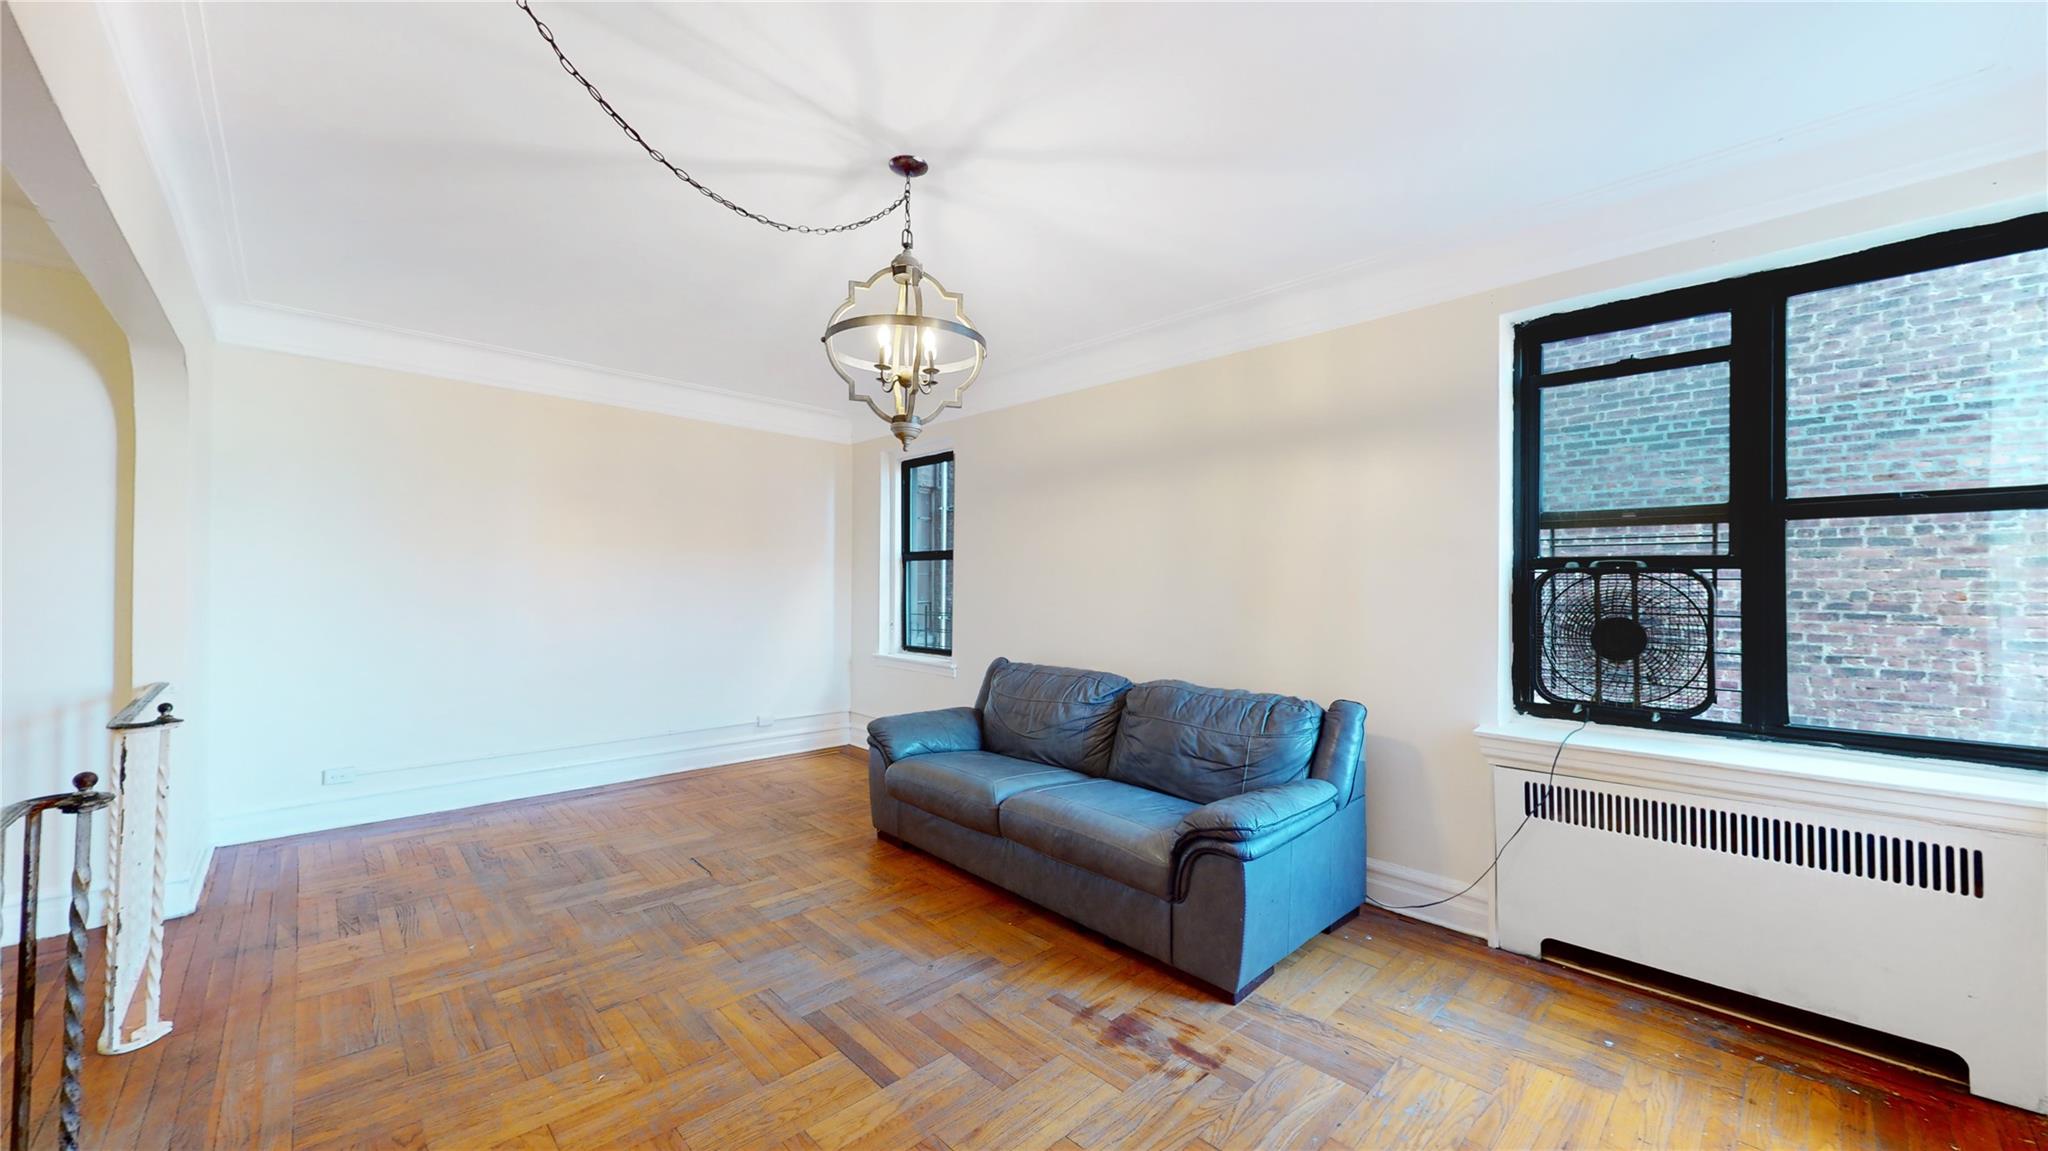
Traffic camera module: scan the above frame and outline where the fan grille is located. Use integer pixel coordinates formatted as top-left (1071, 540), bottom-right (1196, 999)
top-left (1536, 567), bottom-right (1714, 716)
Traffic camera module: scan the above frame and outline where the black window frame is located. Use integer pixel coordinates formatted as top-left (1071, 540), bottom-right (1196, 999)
top-left (1512, 212), bottom-right (2048, 771)
top-left (899, 450), bottom-right (955, 656)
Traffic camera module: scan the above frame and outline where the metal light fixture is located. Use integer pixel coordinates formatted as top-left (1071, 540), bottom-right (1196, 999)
top-left (514, 5), bottom-right (988, 449)
top-left (823, 156), bottom-right (987, 450)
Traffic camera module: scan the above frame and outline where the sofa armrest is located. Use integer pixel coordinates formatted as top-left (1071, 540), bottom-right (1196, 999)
top-left (1176, 778), bottom-right (1338, 847)
top-left (867, 707), bottom-right (982, 763)
top-left (1309, 700), bottom-right (1366, 806)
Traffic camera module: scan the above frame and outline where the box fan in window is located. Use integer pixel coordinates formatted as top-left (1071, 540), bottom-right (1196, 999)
top-left (1532, 560), bottom-right (1715, 719)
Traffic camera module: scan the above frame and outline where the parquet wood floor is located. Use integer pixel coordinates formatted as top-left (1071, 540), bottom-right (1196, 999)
top-left (6, 747), bottom-right (2044, 1149)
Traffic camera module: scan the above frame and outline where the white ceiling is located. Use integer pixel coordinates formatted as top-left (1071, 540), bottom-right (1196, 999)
top-left (106, 2), bottom-right (2047, 438)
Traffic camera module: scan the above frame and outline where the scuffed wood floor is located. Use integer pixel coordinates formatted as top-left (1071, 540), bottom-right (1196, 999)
top-left (5, 746), bottom-right (2043, 1149)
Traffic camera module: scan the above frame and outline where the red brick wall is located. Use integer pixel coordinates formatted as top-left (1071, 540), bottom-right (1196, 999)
top-left (1786, 250), bottom-right (2047, 498)
top-left (1787, 511), bottom-right (2046, 747)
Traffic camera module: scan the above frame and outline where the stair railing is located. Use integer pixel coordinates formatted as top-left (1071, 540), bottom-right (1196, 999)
top-left (101, 685), bottom-right (179, 1055)
top-left (4, 773), bottom-right (113, 1151)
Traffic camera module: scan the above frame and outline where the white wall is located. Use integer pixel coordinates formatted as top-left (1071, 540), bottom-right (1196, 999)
top-left (204, 345), bottom-right (852, 842)
top-left (849, 157), bottom-right (2048, 923)
top-left (1, 259), bottom-right (130, 936)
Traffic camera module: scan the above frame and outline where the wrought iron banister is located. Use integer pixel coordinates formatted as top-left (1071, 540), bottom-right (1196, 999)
top-left (4, 773), bottom-right (113, 1151)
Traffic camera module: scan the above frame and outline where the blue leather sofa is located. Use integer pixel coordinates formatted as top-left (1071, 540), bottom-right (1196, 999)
top-left (866, 657), bottom-right (1367, 1001)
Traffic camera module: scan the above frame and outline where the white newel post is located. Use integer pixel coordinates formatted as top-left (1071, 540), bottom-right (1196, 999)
top-left (100, 683), bottom-right (178, 1054)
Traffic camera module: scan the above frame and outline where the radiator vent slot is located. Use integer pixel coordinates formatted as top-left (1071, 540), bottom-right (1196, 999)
top-left (1522, 781), bottom-right (1985, 898)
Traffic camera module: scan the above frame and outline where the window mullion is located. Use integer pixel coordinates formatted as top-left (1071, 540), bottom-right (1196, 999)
top-left (1510, 329), bottom-right (1541, 712)
top-left (1784, 484), bottom-right (2048, 519)
top-left (900, 456), bottom-right (913, 651)
top-left (1729, 292), bottom-right (1787, 732)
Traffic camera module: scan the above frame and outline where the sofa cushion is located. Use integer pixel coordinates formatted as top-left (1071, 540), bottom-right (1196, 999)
top-left (885, 751), bottom-right (1088, 836)
top-left (1107, 681), bottom-right (1324, 805)
top-left (999, 779), bottom-right (1198, 899)
top-left (980, 660), bottom-right (1133, 775)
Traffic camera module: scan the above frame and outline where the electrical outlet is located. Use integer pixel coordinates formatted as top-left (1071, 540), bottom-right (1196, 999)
top-left (756, 715), bottom-right (774, 728)
top-left (321, 767), bottom-right (358, 786)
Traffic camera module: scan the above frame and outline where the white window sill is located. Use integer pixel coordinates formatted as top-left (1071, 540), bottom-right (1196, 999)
top-left (871, 651), bottom-right (958, 678)
top-left (1475, 717), bottom-right (2048, 837)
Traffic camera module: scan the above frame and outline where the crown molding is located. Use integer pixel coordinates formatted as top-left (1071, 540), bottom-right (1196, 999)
top-left (887, 145), bottom-right (2046, 440)
top-left (101, 3), bottom-right (2045, 448)
top-left (214, 302), bottom-right (856, 443)
top-left (202, 144), bottom-right (2046, 452)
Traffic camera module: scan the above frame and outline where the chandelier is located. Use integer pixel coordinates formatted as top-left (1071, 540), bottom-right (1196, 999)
top-left (822, 157), bottom-right (986, 449)
top-left (515, 2), bottom-right (986, 449)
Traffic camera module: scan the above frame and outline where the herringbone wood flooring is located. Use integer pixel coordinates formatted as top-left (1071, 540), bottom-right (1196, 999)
top-left (6, 747), bottom-right (2044, 1149)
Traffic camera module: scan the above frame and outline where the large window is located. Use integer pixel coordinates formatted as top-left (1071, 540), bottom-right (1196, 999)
top-left (901, 452), bottom-right (954, 655)
top-left (1513, 214), bottom-right (2046, 768)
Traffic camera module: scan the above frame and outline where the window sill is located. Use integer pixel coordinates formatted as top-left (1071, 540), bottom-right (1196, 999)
top-left (1475, 717), bottom-right (2047, 837)
top-left (871, 651), bottom-right (958, 678)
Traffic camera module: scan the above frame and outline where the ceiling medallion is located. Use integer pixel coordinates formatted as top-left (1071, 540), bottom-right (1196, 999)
top-left (823, 157), bottom-right (987, 450)
top-left (514, 2), bottom-right (987, 448)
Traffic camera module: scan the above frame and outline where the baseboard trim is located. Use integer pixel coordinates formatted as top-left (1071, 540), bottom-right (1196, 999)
top-left (167, 843), bottom-right (214, 920)
top-left (39, 727), bottom-right (1490, 952)
top-left (2, 842), bottom-right (217, 945)
top-left (1, 890), bottom-right (105, 947)
top-left (210, 714), bottom-right (856, 846)
top-left (847, 710), bottom-right (877, 749)
top-left (1366, 855), bottom-right (1490, 939)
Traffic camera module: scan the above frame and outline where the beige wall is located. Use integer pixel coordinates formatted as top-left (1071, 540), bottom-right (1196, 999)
top-left (849, 158), bottom-right (2047, 896)
top-left (1, 259), bottom-right (132, 934)
top-left (204, 346), bottom-right (852, 837)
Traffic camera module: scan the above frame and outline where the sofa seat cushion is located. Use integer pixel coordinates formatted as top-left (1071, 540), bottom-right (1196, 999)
top-left (999, 779), bottom-right (1199, 899)
top-left (1108, 680), bottom-right (1324, 805)
top-left (980, 659), bottom-right (1134, 776)
top-left (886, 751), bottom-right (1088, 836)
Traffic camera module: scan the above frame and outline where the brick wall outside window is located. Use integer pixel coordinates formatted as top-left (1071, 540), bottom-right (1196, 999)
top-left (1788, 511), bottom-right (2046, 747)
top-left (1786, 250), bottom-right (2047, 497)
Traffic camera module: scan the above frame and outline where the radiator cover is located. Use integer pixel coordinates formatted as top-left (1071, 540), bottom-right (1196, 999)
top-left (1491, 758), bottom-right (2047, 1113)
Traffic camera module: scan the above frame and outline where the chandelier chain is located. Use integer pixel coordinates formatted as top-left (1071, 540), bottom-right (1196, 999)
top-left (514, 0), bottom-right (908, 236)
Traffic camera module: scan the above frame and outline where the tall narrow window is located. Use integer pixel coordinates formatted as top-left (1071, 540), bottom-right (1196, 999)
top-left (1513, 213), bottom-right (2047, 769)
top-left (901, 452), bottom-right (955, 655)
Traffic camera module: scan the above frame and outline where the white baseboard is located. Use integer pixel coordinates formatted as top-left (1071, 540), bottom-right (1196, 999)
top-left (9, 719), bottom-right (857, 940)
top-left (1365, 855), bottom-right (1490, 939)
top-left (12, 723), bottom-right (1490, 957)
top-left (167, 842), bottom-right (214, 920)
top-left (1, 890), bottom-right (105, 947)
top-left (2, 842), bottom-right (217, 945)
top-left (847, 710), bottom-right (877, 749)
top-left (210, 713), bottom-right (856, 847)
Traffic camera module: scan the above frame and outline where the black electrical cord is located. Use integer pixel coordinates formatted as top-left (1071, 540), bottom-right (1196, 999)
top-left (513, 0), bottom-right (908, 236)
top-left (1364, 715), bottom-right (1589, 912)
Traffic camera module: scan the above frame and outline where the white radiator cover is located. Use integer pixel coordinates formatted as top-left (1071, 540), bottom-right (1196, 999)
top-left (1482, 726), bottom-right (2048, 1114)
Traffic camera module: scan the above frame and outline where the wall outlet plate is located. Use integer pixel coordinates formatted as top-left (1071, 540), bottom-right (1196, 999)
top-left (321, 767), bottom-right (358, 786)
